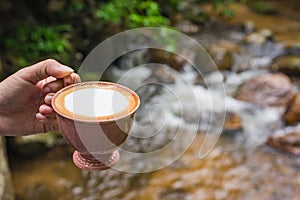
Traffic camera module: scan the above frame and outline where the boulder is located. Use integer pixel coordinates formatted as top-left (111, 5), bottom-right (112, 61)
top-left (271, 55), bottom-right (300, 76)
top-left (284, 93), bottom-right (300, 125)
top-left (235, 73), bottom-right (294, 107)
top-left (267, 131), bottom-right (300, 156)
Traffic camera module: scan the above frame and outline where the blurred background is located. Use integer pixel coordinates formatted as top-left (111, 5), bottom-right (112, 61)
top-left (1, 0), bottom-right (300, 199)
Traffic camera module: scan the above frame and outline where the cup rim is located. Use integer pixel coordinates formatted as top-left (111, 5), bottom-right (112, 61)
top-left (51, 81), bottom-right (140, 123)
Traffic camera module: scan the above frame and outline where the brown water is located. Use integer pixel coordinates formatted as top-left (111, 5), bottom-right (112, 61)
top-left (10, 133), bottom-right (300, 200)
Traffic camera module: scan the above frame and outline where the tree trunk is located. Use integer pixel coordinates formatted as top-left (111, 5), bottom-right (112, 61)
top-left (0, 137), bottom-right (14, 200)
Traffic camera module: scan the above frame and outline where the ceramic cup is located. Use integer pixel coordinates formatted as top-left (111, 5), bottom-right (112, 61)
top-left (52, 81), bottom-right (140, 170)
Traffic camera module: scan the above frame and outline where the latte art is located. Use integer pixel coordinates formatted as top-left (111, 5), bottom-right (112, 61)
top-left (64, 88), bottom-right (129, 117)
top-left (53, 82), bottom-right (139, 121)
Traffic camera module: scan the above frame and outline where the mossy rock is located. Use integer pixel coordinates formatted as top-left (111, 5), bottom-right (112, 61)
top-left (248, 1), bottom-right (278, 15)
top-left (271, 55), bottom-right (300, 76)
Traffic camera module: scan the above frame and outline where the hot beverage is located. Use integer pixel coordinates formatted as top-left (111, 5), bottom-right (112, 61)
top-left (52, 81), bottom-right (140, 170)
top-left (53, 82), bottom-right (139, 121)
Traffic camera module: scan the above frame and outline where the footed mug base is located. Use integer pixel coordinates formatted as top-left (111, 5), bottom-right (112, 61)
top-left (72, 150), bottom-right (120, 170)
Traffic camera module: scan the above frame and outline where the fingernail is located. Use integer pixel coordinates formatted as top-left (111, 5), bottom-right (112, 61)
top-left (45, 95), bottom-right (53, 103)
top-left (43, 86), bottom-right (51, 94)
top-left (36, 113), bottom-right (46, 121)
top-left (57, 65), bottom-right (74, 73)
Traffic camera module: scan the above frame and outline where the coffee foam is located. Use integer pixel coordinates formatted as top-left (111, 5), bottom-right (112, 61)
top-left (65, 88), bottom-right (129, 117)
top-left (53, 82), bottom-right (139, 121)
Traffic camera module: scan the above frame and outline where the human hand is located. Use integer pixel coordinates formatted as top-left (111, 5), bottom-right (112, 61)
top-left (0, 59), bottom-right (81, 136)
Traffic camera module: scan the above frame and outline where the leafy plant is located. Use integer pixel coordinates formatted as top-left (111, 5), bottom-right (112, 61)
top-left (211, 0), bottom-right (236, 17)
top-left (96, 0), bottom-right (170, 28)
top-left (3, 24), bottom-right (72, 66)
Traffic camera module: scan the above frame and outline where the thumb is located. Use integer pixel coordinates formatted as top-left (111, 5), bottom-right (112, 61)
top-left (18, 59), bottom-right (74, 84)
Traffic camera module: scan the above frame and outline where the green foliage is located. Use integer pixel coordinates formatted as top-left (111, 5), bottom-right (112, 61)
top-left (96, 0), bottom-right (170, 28)
top-left (67, 0), bottom-right (85, 12)
top-left (210, 0), bottom-right (236, 17)
top-left (0, 0), bottom-right (242, 77)
top-left (3, 24), bottom-right (72, 66)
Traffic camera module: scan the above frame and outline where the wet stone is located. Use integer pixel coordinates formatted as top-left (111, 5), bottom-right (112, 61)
top-left (144, 65), bottom-right (176, 84)
top-left (284, 93), bottom-right (300, 125)
top-left (146, 49), bottom-right (187, 71)
top-left (267, 131), bottom-right (300, 156)
top-left (208, 41), bottom-right (241, 71)
top-left (291, 76), bottom-right (300, 91)
top-left (235, 73), bottom-right (294, 107)
top-left (160, 188), bottom-right (189, 200)
top-left (224, 112), bottom-right (243, 133)
top-left (176, 20), bottom-right (200, 34)
top-left (271, 55), bottom-right (300, 76)
top-left (241, 20), bottom-right (255, 34)
top-left (244, 29), bottom-right (273, 45)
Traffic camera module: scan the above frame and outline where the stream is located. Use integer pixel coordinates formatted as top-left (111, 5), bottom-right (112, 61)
top-left (9, 2), bottom-right (300, 200)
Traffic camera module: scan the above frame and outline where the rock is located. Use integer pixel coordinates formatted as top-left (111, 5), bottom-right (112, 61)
top-left (242, 20), bottom-right (255, 33)
top-left (245, 32), bottom-right (265, 45)
top-left (284, 93), bottom-right (300, 125)
top-left (224, 112), bottom-right (242, 132)
top-left (276, 32), bottom-right (300, 55)
top-left (260, 29), bottom-right (273, 39)
top-left (271, 55), bottom-right (300, 76)
top-left (0, 137), bottom-right (14, 200)
top-left (235, 73), bottom-right (294, 107)
top-left (290, 77), bottom-right (300, 91)
top-left (160, 188), bottom-right (188, 200)
top-left (208, 41), bottom-right (241, 71)
top-left (147, 49), bottom-right (187, 71)
top-left (267, 131), bottom-right (300, 156)
top-left (248, 1), bottom-right (278, 15)
top-left (244, 29), bottom-right (273, 45)
top-left (47, 0), bottom-right (66, 11)
top-left (144, 65), bottom-right (175, 84)
top-left (175, 21), bottom-right (200, 34)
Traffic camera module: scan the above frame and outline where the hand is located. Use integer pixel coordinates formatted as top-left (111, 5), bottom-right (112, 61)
top-left (0, 59), bottom-right (81, 136)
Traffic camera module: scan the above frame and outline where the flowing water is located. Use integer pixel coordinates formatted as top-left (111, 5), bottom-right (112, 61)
top-left (9, 2), bottom-right (300, 200)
